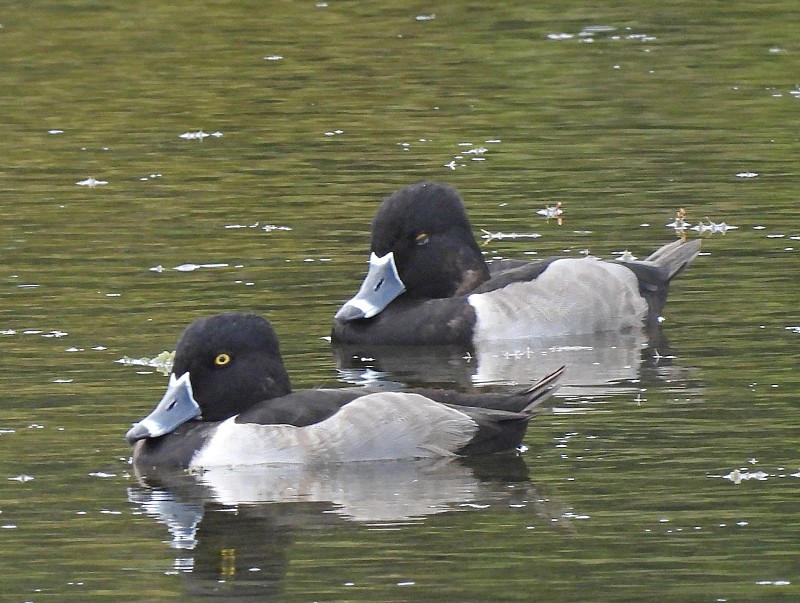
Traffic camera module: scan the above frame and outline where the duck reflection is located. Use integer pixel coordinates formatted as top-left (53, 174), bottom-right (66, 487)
top-left (333, 327), bottom-right (679, 396)
top-left (128, 455), bottom-right (554, 599)
top-left (129, 483), bottom-right (295, 599)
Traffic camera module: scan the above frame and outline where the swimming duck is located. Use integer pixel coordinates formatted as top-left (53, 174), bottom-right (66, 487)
top-left (126, 313), bottom-right (564, 470)
top-left (332, 182), bottom-right (701, 345)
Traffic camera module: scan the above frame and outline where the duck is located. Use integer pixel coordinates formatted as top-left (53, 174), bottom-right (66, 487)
top-left (126, 312), bottom-right (564, 470)
top-left (331, 181), bottom-right (701, 346)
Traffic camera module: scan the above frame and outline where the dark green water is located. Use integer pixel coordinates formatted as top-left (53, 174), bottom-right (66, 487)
top-left (1, 1), bottom-right (799, 601)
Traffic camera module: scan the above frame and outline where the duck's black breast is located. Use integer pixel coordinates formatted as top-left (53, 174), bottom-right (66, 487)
top-left (132, 421), bottom-right (215, 470)
top-left (331, 295), bottom-right (476, 346)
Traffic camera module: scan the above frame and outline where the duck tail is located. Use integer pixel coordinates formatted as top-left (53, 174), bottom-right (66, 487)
top-left (519, 365), bottom-right (565, 414)
top-left (644, 239), bottom-right (702, 282)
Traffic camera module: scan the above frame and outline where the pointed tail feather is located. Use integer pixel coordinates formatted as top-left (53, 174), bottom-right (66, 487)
top-left (644, 239), bottom-right (702, 282)
top-left (519, 365), bottom-right (565, 414)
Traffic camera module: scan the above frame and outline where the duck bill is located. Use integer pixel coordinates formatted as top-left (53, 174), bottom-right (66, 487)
top-left (125, 372), bottom-right (201, 445)
top-left (335, 252), bottom-right (406, 321)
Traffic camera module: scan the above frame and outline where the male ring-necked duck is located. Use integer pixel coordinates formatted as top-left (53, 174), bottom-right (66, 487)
top-left (332, 182), bottom-right (701, 345)
top-left (126, 313), bottom-right (564, 470)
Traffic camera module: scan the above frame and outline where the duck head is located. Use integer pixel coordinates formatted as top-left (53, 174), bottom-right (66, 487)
top-left (126, 313), bottom-right (292, 444)
top-left (335, 182), bottom-right (490, 321)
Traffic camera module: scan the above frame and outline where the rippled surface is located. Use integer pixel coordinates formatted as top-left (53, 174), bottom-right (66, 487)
top-left (2, 1), bottom-right (799, 600)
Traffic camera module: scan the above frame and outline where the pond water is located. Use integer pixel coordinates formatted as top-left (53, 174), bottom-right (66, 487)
top-left (1, 1), bottom-right (799, 601)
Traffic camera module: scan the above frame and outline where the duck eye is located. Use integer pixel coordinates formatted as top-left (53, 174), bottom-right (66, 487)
top-left (415, 232), bottom-right (430, 246)
top-left (214, 353), bottom-right (231, 366)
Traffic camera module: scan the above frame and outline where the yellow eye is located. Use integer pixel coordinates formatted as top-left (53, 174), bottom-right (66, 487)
top-left (214, 353), bottom-right (231, 366)
top-left (415, 232), bottom-right (430, 245)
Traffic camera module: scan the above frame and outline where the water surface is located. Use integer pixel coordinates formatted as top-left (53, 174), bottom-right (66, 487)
top-left (1, 1), bottom-right (799, 601)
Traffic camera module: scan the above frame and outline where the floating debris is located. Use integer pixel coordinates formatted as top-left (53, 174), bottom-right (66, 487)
top-left (173, 263), bottom-right (229, 272)
top-left (624, 33), bottom-right (657, 42)
top-left (48, 129), bottom-right (64, 135)
top-left (225, 221), bottom-right (260, 229)
top-left (264, 55), bottom-right (283, 61)
top-left (76, 178), bottom-right (108, 187)
top-left (562, 511), bottom-right (591, 520)
top-left (580, 25), bottom-right (617, 36)
top-left (415, 13), bottom-right (435, 21)
top-left (615, 250), bottom-right (638, 261)
top-left (666, 207), bottom-right (690, 236)
top-left (720, 468), bottom-right (770, 484)
top-left (152, 262), bottom-right (229, 272)
top-left (179, 131), bottom-right (223, 140)
top-left (179, 131), bottom-right (208, 140)
top-left (42, 330), bottom-right (68, 338)
top-left (117, 350), bottom-right (175, 374)
top-left (8, 474), bottom-right (34, 482)
top-left (691, 218), bottom-right (738, 235)
top-left (549, 26), bottom-right (655, 43)
top-left (735, 171), bottom-right (758, 178)
top-left (536, 202), bottom-right (564, 225)
top-left (442, 140), bottom-right (499, 171)
top-left (480, 229), bottom-right (542, 245)
top-left (223, 222), bottom-right (291, 232)
top-left (324, 129), bottom-right (344, 136)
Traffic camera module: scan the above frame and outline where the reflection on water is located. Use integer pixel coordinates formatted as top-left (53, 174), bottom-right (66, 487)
top-left (334, 326), bottom-right (683, 397)
top-left (129, 455), bottom-right (559, 599)
top-left (129, 486), bottom-right (293, 598)
top-left (133, 455), bottom-right (532, 523)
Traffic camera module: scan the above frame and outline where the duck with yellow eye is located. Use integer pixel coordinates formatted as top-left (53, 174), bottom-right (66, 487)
top-left (126, 313), bottom-right (565, 469)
